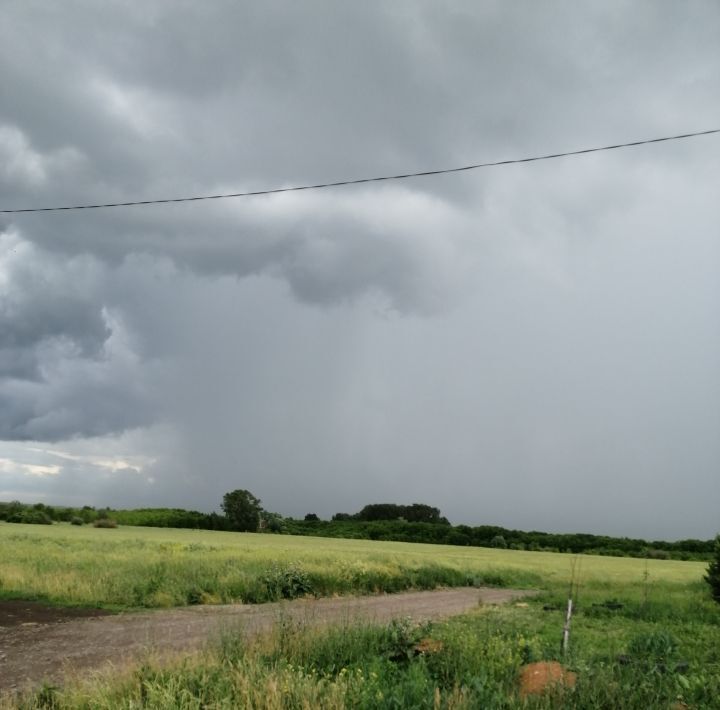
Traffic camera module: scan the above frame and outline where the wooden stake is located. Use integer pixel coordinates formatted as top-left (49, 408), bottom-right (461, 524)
top-left (561, 597), bottom-right (573, 655)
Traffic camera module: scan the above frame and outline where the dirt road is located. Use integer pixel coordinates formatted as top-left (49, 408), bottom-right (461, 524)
top-left (0, 587), bottom-right (533, 692)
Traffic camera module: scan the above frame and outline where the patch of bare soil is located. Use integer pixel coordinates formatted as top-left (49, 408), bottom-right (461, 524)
top-left (0, 600), bottom-right (111, 628)
top-left (0, 587), bottom-right (534, 694)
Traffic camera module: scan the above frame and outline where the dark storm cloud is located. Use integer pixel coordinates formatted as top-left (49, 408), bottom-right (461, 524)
top-left (3, 0), bottom-right (718, 286)
top-left (0, 231), bottom-right (158, 440)
top-left (0, 232), bottom-right (109, 373)
top-left (1, 1), bottom-right (719, 538)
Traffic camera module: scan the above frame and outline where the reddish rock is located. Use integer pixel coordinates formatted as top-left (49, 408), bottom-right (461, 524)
top-left (518, 661), bottom-right (577, 698)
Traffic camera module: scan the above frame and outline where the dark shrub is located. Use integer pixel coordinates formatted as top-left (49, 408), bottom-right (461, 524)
top-left (8, 510), bottom-right (53, 525)
top-left (0, 501), bottom-right (24, 520)
top-left (186, 587), bottom-right (203, 605)
top-left (266, 517), bottom-right (284, 533)
top-left (93, 518), bottom-right (118, 528)
top-left (705, 534), bottom-right (720, 603)
top-left (70, 516), bottom-right (84, 526)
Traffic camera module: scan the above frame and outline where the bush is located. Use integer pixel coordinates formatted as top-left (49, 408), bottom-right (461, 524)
top-left (7, 510), bottom-right (53, 525)
top-left (260, 511), bottom-right (286, 533)
top-left (93, 518), bottom-right (118, 528)
top-left (262, 564), bottom-right (313, 601)
top-left (384, 616), bottom-right (420, 662)
top-left (705, 534), bottom-right (720, 603)
top-left (70, 516), bottom-right (84, 526)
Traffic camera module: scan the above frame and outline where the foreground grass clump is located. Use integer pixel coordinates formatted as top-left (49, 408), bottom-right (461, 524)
top-left (0, 522), bottom-right (706, 610)
top-left (705, 534), bottom-right (720, 603)
top-left (10, 580), bottom-right (720, 710)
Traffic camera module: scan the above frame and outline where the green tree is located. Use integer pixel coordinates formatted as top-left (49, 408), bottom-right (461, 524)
top-left (222, 489), bottom-right (263, 532)
top-left (404, 503), bottom-right (443, 524)
top-left (705, 534), bottom-right (720, 603)
top-left (490, 534), bottom-right (507, 549)
top-left (354, 503), bottom-right (445, 523)
top-left (261, 511), bottom-right (285, 533)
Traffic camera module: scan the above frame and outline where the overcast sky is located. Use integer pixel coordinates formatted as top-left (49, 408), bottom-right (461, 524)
top-left (1, 1), bottom-right (718, 540)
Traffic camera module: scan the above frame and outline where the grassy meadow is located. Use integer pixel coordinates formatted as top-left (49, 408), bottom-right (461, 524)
top-left (0, 521), bottom-right (706, 609)
top-left (2, 521), bottom-right (719, 708)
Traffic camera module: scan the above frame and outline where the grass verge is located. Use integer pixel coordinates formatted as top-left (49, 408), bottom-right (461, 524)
top-left (6, 580), bottom-right (719, 709)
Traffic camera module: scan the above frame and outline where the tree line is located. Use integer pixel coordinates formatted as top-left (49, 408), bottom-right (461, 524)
top-left (1, 494), bottom-right (714, 561)
top-left (284, 518), bottom-right (714, 560)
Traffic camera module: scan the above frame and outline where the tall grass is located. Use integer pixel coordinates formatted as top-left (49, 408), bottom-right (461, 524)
top-left (0, 522), bottom-right (705, 610)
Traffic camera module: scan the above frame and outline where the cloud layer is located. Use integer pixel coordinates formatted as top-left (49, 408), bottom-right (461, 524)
top-left (1, 1), bottom-right (719, 538)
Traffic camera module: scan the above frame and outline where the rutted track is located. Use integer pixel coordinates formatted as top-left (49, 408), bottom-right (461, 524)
top-left (0, 587), bottom-right (533, 692)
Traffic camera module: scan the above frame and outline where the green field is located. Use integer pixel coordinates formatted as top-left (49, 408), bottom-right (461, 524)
top-left (2, 522), bottom-right (719, 708)
top-left (0, 521), bottom-right (705, 609)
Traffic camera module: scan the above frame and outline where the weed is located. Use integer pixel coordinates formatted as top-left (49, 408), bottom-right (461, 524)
top-left (627, 629), bottom-right (679, 662)
top-left (384, 617), bottom-right (419, 662)
top-left (261, 564), bottom-right (313, 601)
top-left (31, 683), bottom-right (60, 709)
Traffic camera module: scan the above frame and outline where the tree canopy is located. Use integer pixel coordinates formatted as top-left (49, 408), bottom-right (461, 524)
top-left (221, 489), bottom-right (263, 532)
top-left (354, 503), bottom-right (446, 524)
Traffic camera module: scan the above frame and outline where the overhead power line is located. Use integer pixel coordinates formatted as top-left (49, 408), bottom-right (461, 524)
top-left (2, 128), bottom-right (718, 214)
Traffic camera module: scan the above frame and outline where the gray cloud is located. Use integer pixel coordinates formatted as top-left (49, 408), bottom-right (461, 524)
top-left (0, 1), bottom-right (719, 538)
top-left (0, 231), bottom-right (158, 440)
top-left (0, 231), bottom-right (109, 369)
